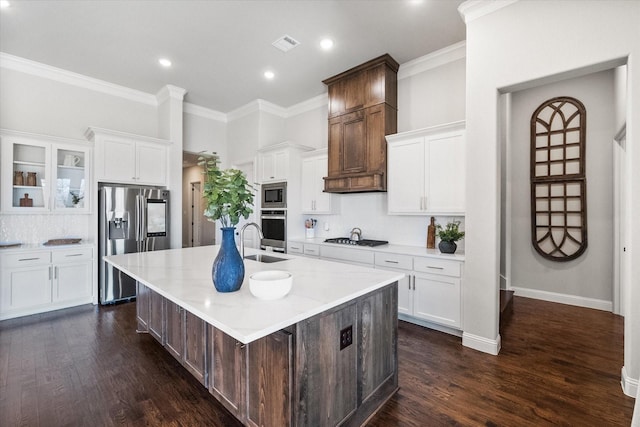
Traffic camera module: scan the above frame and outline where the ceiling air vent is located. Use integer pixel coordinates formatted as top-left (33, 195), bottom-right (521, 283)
top-left (272, 34), bottom-right (300, 52)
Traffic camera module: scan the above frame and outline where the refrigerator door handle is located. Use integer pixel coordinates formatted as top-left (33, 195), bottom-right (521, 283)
top-left (135, 194), bottom-right (141, 243)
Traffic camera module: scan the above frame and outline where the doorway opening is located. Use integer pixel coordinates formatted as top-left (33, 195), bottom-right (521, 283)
top-left (499, 65), bottom-right (628, 327)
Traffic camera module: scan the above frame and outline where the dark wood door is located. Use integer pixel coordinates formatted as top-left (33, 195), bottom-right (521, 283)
top-left (135, 282), bottom-right (150, 333)
top-left (342, 110), bottom-right (367, 174)
top-left (148, 290), bottom-right (164, 343)
top-left (246, 330), bottom-right (293, 427)
top-left (184, 310), bottom-right (206, 386)
top-left (209, 325), bottom-right (246, 420)
top-left (164, 299), bottom-right (183, 361)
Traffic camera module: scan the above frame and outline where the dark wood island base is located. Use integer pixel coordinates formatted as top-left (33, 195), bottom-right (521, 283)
top-left (136, 282), bottom-right (398, 427)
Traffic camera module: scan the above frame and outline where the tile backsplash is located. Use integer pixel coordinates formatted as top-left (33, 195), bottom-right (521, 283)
top-left (0, 214), bottom-right (91, 244)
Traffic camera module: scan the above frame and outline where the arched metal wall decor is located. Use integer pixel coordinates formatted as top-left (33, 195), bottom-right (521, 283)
top-left (530, 96), bottom-right (587, 261)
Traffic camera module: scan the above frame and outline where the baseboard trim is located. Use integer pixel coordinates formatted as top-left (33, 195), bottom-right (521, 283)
top-left (398, 314), bottom-right (463, 337)
top-left (622, 366), bottom-right (639, 398)
top-left (462, 332), bottom-right (501, 355)
top-left (511, 287), bottom-right (612, 312)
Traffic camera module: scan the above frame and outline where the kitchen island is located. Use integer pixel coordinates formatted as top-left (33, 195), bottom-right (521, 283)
top-left (104, 245), bottom-right (403, 427)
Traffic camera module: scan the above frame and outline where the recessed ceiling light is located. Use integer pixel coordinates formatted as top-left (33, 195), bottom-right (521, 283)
top-left (0, 1), bottom-right (11, 9)
top-left (264, 70), bottom-right (275, 80)
top-left (158, 58), bottom-right (172, 68)
top-left (320, 38), bottom-right (334, 50)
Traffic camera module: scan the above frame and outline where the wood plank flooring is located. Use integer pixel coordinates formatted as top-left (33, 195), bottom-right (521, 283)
top-left (0, 296), bottom-right (635, 426)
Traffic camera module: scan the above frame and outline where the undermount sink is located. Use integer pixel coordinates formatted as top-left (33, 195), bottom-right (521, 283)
top-left (244, 254), bottom-right (287, 263)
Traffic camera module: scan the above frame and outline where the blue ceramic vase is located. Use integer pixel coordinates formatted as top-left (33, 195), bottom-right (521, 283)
top-left (212, 227), bottom-right (245, 292)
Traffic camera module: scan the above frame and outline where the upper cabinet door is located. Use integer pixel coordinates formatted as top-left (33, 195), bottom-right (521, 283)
top-left (52, 143), bottom-right (91, 213)
top-left (425, 130), bottom-right (465, 214)
top-left (99, 137), bottom-right (136, 182)
top-left (1, 137), bottom-right (51, 212)
top-left (387, 137), bottom-right (425, 214)
top-left (136, 141), bottom-right (167, 185)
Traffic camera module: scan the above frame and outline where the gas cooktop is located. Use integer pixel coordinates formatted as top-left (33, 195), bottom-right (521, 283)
top-left (324, 237), bottom-right (389, 247)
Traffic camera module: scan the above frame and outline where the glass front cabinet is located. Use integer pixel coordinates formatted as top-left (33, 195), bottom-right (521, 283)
top-left (1, 131), bottom-right (91, 213)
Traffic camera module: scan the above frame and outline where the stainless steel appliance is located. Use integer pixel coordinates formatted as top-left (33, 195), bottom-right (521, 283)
top-left (260, 210), bottom-right (286, 252)
top-left (261, 182), bottom-right (287, 209)
top-left (324, 237), bottom-right (388, 247)
top-left (98, 185), bottom-right (170, 304)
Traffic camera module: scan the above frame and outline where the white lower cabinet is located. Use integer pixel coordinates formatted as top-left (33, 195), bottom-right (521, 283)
top-left (0, 246), bottom-right (93, 320)
top-left (375, 252), bottom-right (462, 330)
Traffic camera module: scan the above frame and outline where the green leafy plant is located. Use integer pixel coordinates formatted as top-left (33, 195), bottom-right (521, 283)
top-left (199, 153), bottom-right (255, 228)
top-left (436, 221), bottom-right (465, 243)
top-left (70, 191), bottom-right (84, 205)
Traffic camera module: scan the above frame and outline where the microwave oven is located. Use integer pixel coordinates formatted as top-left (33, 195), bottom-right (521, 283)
top-left (261, 182), bottom-right (287, 209)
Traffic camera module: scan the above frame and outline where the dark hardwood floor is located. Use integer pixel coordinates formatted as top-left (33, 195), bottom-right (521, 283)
top-left (0, 296), bottom-right (635, 426)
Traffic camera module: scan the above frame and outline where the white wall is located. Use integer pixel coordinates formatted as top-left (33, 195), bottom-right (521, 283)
top-left (183, 111), bottom-right (227, 157)
top-left (0, 67), bottom-right (158, 139)
top-left (398, 57), bottom-right (466, 132)
top-left (258, 111), bottom-right (286, 149)
top-left (285, 103), bottom-right (328, 149)
top-left (509, 69), bottom-right (615, 304)
top-left (227, 112), bottom-right (260, 167)
top-left (462, 0), bottom-right (640, 394)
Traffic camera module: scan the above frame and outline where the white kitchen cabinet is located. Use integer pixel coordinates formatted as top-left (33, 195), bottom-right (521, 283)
top-left (257, 141), bottom-right (313, 184)
top-left (86, 127), bottom-right (169, 186)
top-left (288, 241), bottom-right (320, 258)
top-left (259, 149), bottom-right (289, 183)
top-left (386, 121), bottom-right (466, 215)
top-left (51, 247), bottom-right (93, 304)
top-left (301, 150), bottom-right (337, 214)
top-left (375, 252), bottom-right (462, 329)
top-left (0, 246), bottom-right (93, 320)
top-left (1, 131), bottom-right (91, 213)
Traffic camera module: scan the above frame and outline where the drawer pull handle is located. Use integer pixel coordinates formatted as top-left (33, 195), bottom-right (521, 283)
top-left (19, 257), bottom-right (41, 261)
top-left (427, 266), bottom-right (444, 270)
top-left (65, 254), bottom-right (83, 257)
top-left (384, 260), bottom-right (399, 264)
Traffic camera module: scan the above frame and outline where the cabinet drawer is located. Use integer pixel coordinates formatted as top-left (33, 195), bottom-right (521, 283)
top-left (1, 251), bottom-right (51, 268)
top-left (320, 245), bottom-right (374, 266)
top-left (52, 247), bottom-right (92, 263)
top-left (288, 242), bottom-right (304, 254)
top-left (374, 253), bottom-right (413, 270)
top-left (413, 257), bottom-right (461, 277)
top-left (303, 244), bottom-right (320, 257)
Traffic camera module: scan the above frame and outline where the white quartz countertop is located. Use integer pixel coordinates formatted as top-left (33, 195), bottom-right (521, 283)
top-left (104, 245), bottom-right (404, 344)
top-left (289, 237), bottom-right (465, 261)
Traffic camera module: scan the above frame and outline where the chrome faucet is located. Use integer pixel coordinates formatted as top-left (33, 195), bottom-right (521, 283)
top-left (239, 222), bottom-right (264, 258)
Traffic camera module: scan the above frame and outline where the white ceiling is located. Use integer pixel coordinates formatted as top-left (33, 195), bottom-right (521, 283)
top-left (0, 0), bottom-right (466, 114)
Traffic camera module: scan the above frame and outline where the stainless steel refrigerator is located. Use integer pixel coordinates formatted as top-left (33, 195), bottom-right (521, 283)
top-left (98, 185), bottom-right (170, 304)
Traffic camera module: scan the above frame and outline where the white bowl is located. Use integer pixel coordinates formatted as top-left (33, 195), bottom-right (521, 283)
top-left (249, 270), bottom-right (292, 300)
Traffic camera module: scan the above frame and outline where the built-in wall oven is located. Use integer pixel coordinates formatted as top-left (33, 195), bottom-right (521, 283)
top-left (260, 210), bottom-right (286, 252)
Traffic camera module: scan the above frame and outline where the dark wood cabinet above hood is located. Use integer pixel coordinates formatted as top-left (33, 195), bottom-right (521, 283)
top-left (322, 54), bottom-right (399, 193)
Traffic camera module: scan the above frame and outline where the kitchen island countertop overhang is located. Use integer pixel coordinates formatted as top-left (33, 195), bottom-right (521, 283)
top-left (103, 245), bottom-right (405, 344)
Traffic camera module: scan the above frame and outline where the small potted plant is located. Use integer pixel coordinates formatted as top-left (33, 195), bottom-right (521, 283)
top-left (199, 153), bottom-right (255, 292)
top-left (436, 221), bottom-right (465, 254)
top-left (70, 191), bottom-right (84, 208)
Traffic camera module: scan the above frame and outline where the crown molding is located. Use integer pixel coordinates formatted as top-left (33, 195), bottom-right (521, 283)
top-left (0, 51), bottom-right (157, 106)
top-left (184, 102), bottom-right (227, 122)
top-left (286, 93), bottom-right (328, 117)
top-left (156, 84), bottom-right (187, 104)
top-left (398, 41), bottom-right (466, 80)
top-left (227, 99), bottom-right (288, 121)
top-left (458, 0), bottom-right (519, 24)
